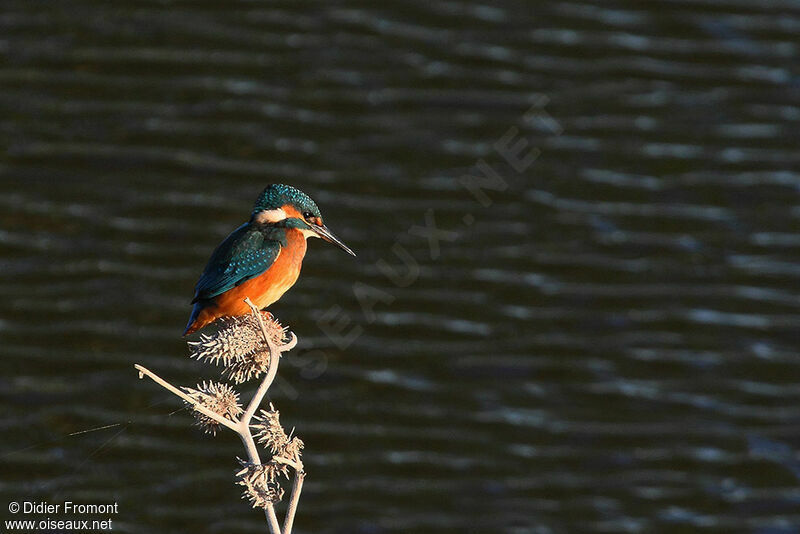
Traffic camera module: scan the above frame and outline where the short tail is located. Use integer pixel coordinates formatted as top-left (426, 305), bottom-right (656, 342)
top-left (183, 302), bottom-right (203, 336)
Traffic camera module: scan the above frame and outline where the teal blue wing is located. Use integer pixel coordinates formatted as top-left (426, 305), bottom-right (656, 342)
top-left (191, 223), bottom-right (282, 303)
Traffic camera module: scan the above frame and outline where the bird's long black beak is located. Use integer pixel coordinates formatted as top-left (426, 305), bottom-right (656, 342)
top-left (311, 223), bottom-right (356, 256)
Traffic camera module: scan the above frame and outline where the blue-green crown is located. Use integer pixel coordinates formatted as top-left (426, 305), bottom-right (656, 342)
top-left (253, 184), bottom-right (321, 218)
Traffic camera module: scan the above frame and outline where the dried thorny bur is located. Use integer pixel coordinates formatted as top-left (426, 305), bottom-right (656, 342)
top-left (283, 432), bottom-right (304, 463)
top-left (187, 312), bottom-right (289, 384)
top-left (236, 459), bottom-right (286, 509)
top-left (253, 405), bottom-right (305, 464)
top-left (136, 301), bottom-right (306, 533)
top-left (182, 381), bottom-right (242, 435)
top-left (253, 406), bottom-right (289, 453)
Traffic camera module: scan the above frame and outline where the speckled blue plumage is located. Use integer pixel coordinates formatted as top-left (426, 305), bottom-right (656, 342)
top-left (190, 223), bottom-right (283, 304)
top-left (253, 183), bottom-right (321, 218)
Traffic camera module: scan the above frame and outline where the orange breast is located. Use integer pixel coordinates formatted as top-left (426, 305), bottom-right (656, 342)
top-left (221, 229), bottom-right (307, 313)
top-left (187, 229), bottom-right (307, 333)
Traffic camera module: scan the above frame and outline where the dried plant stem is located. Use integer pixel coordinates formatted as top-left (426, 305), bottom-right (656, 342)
top-left (134, 364), bottom-right (239, 433)
top-left (242, 297), bottom-right (284, 425)
top-left (283, 471), bottom-right (305, 534)
top-left (273, 455), bottom-right (303, 471)
top-left (265, 504), bottom-right (282, 533)
top-left (135, 362), bottom-right (283, 533)
top-left (239, 424), bottom-right (262, 462)
top-left (135, 298), bottom-right (303, 534)
top-left (242, 298), bottom-right (304, 534)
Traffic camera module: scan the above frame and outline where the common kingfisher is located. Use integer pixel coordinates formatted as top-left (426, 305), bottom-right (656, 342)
top-left (183, 184), bottom-right (355, 336)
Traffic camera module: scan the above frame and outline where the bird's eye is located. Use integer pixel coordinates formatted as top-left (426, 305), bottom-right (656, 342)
top-left (303, 211), bottom-right (314, 220)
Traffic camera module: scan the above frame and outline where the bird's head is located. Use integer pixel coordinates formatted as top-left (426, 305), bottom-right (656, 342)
top-left (252, 184), bottom-right (356, 256)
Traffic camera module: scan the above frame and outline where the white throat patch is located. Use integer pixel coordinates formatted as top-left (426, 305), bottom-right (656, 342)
top-left (254, 208), bottom-right (287, 224)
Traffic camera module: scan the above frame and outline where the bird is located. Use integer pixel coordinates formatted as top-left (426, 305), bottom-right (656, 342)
top-left (183, 184), bottom-right (355, 336)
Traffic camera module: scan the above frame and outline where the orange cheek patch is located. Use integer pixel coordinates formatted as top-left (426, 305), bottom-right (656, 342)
top-left (281, 204), bottom-right (303, 218)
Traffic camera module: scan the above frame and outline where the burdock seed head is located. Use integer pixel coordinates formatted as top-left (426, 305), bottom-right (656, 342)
top-left (236, 459), bottom-right (286, 508)
top-left (252, 405), bottom-right (304, 461)
top-left (182, 381), bottom-right (242, 435)
top-left (187, 312), bottom-right (289, 384)
top-left (252, 406), bottom-right (289, 454)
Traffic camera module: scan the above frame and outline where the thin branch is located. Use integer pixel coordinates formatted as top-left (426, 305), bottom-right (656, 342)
top-left (283, 471), bottom-right (305, 534)
top-left (281, 332), bottom-right (299, 352)
top-left (241, 298), bottom-right (287, 534)
top-left (272, 455), bottom-right (303, 472)
top-left (242, 361), bottom-right (279, 427)
top-left (134, 364), bottom-right (239, 433)
top-left (136, 298), bottom-right (301, 534)
top-left (241, 298), bottom-right (283, 426)
top-left (239, 428), bottom-right (262, 464)
top-left (265, 503), bottom-right (282, 533)
top-left (240, 425), bottom-right (281, 534)
top-left (135, 359), bottom-right (282, 534)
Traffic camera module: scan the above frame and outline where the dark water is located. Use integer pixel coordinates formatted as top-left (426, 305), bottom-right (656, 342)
top-left (2, 1), bottom-right (800, 533)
